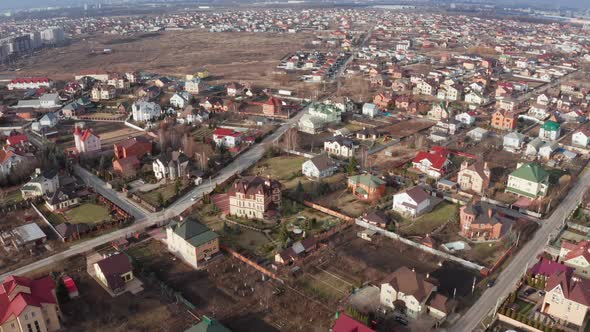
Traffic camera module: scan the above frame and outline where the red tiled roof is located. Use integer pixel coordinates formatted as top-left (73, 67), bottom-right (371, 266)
top-left (528, 256), bottom-right (573, 278)
top-left (80, 129), bottom-right (99, 142)
top-left (545, 271), bottom-right (590, 306)
top-left (564, 240), bottom-right (590, 263)
top-left (332, 313), bottom-right (375, 332)
top-left (0, 275), bottom-right (56, 324)
top-left (6, 135), bottom-right (28, 146)
top-left (0, 150), bottom-right (14, 164)
top-left (413, 150), bottom-right (448, 170)
top-left (213, 128), bottom-right (241, 138)
top-left (9, 78), bottom-right (51, 84)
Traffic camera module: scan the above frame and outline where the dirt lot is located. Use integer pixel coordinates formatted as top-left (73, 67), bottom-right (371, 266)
top-left (127, 240), bottom-right (334, 331)
top-left (55, 121), bottom-right (146, 149)
top-left (4, 31), bottom-right (315, 89)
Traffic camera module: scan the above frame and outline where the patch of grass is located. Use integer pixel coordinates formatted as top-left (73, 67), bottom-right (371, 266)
top-left (401, 202), bottom-right (457, 236)
top-left (139, 182), bottom-right (189, 207)
top-left (65, 203), bottom-right (110, 224)
top-left (249, 156), bottom-right (305, 182)
top-left (3, 189), bottom-right (23, 205)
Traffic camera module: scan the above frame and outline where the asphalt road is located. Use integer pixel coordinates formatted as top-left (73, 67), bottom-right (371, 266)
top-left (0, 107), bottom-right (306, 280)
top-left (453, 165), bottom-right (590, 332)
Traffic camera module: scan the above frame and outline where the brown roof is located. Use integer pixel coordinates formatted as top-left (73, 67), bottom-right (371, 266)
top-left (427, 293), bottom-right (453, 313)
top-left (96, 253), bottom-right (132, 290)
top-left (405, 186), bottom-right (430, 204)
top-left (308, 154), bottom-right (334, 172)
top-left (383, 266), bottom-right (435, 302)
top-left (228, 176), bottom-right (281, 197)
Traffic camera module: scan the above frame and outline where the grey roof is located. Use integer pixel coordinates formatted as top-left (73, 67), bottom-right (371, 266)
top-left (308, 154), bottom-right (334, 171)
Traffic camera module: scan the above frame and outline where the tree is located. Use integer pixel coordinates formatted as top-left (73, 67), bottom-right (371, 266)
top-left (295, 181), bottom-right (304, 201)
top-left (157, 192), bottom-right (164, 206)
top-left (347, 156), bottom-right (358, 175)
top-left (283, 127), bottom-right (300, 152)
top-left (174, 178), bottom-right (181, 196)
top-left (278, 222), bottom-right (289, 246)
top-left (55, 280), bottom-right (70, 305)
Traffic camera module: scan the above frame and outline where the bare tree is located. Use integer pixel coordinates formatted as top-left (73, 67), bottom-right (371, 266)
top-left (283, 127), bottom-right (300, 152)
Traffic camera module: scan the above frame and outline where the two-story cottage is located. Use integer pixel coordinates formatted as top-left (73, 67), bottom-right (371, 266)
top-left (541, 271), bottom-right (590, 327)
top-left (302, 154), bottom-right (336, 179)
top-left (491, 110), bottom-right (518, 131)
top-left (228, 176), bottom-right (282, 219)
top-left (347, 174), bottom-right (386, 201)
top-left (93, 253), bottom-right (134, 294)
top-left (21, 168), bottom-right (59, 199)
top-left (539, 121), bottom-right (561, 141)
top-left (412, 148), bottom-right (450, 179)
top-left (74, 127), bottom-right (101, 154)
top-left (132, 100), bottom-right (162, 122)
top-left (392, 186), bottom-right (431, 217)
top-left (212, 128), bottom-right (243, 149)
top-left (0, 148), bottom-right (26, 177)
top-left (572, 129), bottom-right (590, 147)
top-left (457, 161), bottom-right (491, 195)
top-left (427, 102), bottom-right (451, 121)
top-left (170, 91), bottom-right (193, 109)
top-left (152, 151), bottom-right (190, 180)
top-left (503, 132), bottom-right (526, 152)
top-left (506, 162), bottom-right (549, 199)
top-left (559, 240), bottom-right (590, 278)
top-left (166, 218), bottom-right (219, 269)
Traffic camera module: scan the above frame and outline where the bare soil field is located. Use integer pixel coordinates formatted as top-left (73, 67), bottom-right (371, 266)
top-left (55, 121), bottom-right (146, 149)
top-left (3, 31), bottom-right (314, 88)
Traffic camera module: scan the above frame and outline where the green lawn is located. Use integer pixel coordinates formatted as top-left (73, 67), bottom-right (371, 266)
top-left (65, 203), bottom-right (111, 224)
top-left (400, 202), bottom-right (458, 236)
top-left (249, 156), bottom-right (306, 182)
top-left (139, 182), bottom-right (189, 207)
top-left (514, 299), bottom-right (534, 315)
top-left (3, 189), bottom-right (23, 206)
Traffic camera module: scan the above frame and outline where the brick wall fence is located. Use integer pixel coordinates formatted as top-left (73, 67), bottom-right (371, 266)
top-left (221, 245), bottom-right (281, 282)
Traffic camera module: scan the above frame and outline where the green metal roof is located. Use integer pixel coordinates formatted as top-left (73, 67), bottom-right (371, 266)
top-left (348, 174), bottom-right (386, 188)
top-left (541, 121), bottom-right (560, 131)
top-left (509, 163), bottom-right (549, 183)
top-left (185, 316), bottom-right (231, 332)
top-left (170, 218), bottom-right (219, 247)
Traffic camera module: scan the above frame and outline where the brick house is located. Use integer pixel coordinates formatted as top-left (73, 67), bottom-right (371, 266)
top-left (459, 201), bottom-right (514, 241)
top-left (114, 137), bottom-right (152, 160)
top-left (228, 176), bottom-right (282, 219)
top-left (490, 110), bottom-right (517, 130)
top-left (347, 174), bottom-right (386, 201)
top-left (166, 218), bottom-right (219, 269)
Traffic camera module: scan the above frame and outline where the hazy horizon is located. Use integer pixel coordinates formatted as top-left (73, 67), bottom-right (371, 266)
top-left (0, 0), bottom-right (588, 11)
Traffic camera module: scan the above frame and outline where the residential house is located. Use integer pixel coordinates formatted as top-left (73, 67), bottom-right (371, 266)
top-left (44, 188), bottom-right (80, 212)
top-left (185, 316), bottom-right (231, 332)
top-left (6, 135), bottom-right (28, 148)
top-left (526, 137), bottom-right (545, 157)
top-left (459, 200), bottom-right (514, 241)
top-left (170, 92), bottom-right (193, 109)
top-left (7, 77), bottom-right (53, 90)
top-left (559, 240), bottom-right (590, 278)
top-left (152, 151), bottom-right (190, 180)
top-left (528, 257), bottom-right (573, 282)
top-left (358, 210), bottom-right (391, 229)
top-left (0, 223), bottom-right (46, 249)
top-left (541, 270), bottom-right (590, 327)
top-left (506, 162), bottom-right (549, 199)
top-left (166, 218), bottom-right (220, 269)
top-left (0, 275), bottom-right (61, 332)
top-left (466, 128), bottom-right (489, 142)
top-left (427, 102), bottom-right (451, 121)
top-left (0, 147), bottom-right (26, 177)
top-left (356, 127), bottom-right (381, 141)
top-left (39, 112), bottom-right (58, 129)
top-left (324, 136), bottom-right (357, 158)
top-left (131, 101), bottom-right (162, 123)
top-left (491, 110), bottom-right (517, 130)
top-left (113, 156), bottom-right (140, 177)
top-left (262, 97), bottom-right (283, 116)
top-left (177, 106), bottom-right (210, 125)
top-left (332, 313), bottom-right (375, 332)
top-left (539, 121), bottom-right (561, 141)
top-left (212, 128), bottom-right (243, 149)
top-left (379, 266), bottom-right (436, 318)
top-left (455, 112), bottom-right (476, 126)
top-left (114, 137), bottom-right (152, 160)
top-left (539, 141), bottom-right (559, 160)
top-left (74, 127), bottom-right (101, 154)
top-left (347, 174), bottom-right (386, 201)
top-left (91, 84), bottom-right (117, 101)
top-left (39, 94), bottom-right (60, 108)
top-left (457, 161), bottom-right (491, 195)
top-left (93, 253), bottom-right (134, 294)
top-left (21, 169), bottom-right (59, 199)
top-left (496, 98), bottom-right (518, 112)
top-left (572, 129), bottom-right (590, 147)
top-left (503, 132), bottom-right (526, 152)
top-left (412, 148), bottom-right (450, 179)
top-left (298, 102), bottom-right (342, 134)
top-left (185, 78), bottom-right (206, 94)
top-left (275, 237), bottom-right (318, 265)
top-left (362, 103), bottom-right (379, 118)
top-left (373, 92), bottom-right (393, 109)
top-left (392, 186), bottom-right (431, 217)
top-left (415, 80), bottom-right (437, 96)
top-left (437, 84), bottom-right (460, 101)
top-left (302, 154), bottom-right (336, 179)
top-left (228, 176), bottom-right (282, 219)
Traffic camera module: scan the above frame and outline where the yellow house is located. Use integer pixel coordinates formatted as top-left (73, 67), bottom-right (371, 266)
top-left (0, 275), bottom-right (61, 332)
top-left (186, 69), bottom-right (209, 80)
top-left (93, 253), bottom-right (134, 294)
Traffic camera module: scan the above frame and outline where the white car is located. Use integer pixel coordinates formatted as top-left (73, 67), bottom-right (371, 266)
top-left (191, 196), bottom-right (198, 201)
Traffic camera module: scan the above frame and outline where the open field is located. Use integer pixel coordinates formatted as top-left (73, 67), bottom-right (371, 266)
top-left (247, 155), bottom-right (306, 183)
top-left (4, 31), bottom-right (315, 88)
top-left (64, 203), bottom-right (111, 224)
top-left (56, 121), bottom-right (146, 149)
top-left (398, 202), bottom-right (458, 236)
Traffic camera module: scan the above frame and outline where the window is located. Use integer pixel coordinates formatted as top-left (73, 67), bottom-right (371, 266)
top-left (34, 321), bottom-right (41, 332)
top-left (27, 324), bottom-right (33, 332)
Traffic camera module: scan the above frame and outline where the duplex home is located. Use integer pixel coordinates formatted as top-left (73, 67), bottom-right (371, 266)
top-left (347, 174), bottom-right (386, 201)
top-left (73, 127), bottom-right (101, 154)
top-left (152, 151), bottom-right (190, 180)
top-left (490, 110), bottom-right (517, 130)
top-left (559, 240), bottom-right (590, 278)
top-left (541, 270), bottom-right (590, 327)
top-left (459, 201), bottom-right (514, 241)
top-left (392, 186), bottom-right (431, 217)
top-left (93, 253), bottom-right (134, 294)
top-left (302, 154), bottom-right (336, 179)
top-left (7, 77), bottom-right (53, 90)
top-left (91, 84), bottom-right (117, 101)
top-left (506, 162), bottom-right (549, 199)
top-left (0, 275), bottom-right (61, 332)
top-left (166, 218), bottom-right (219, 269)
top-left (212, 128), bottom-right (243, 149)
top-left (412, 148), bottom-right (450, 179)
top-left (457, 160), bottom-right (490, 195)
top-left (324, 136), bottom-right (357, 158)
top-left (539, 121), bottom-right (561, 141)
top-left (228, 176), bottom-right (282, 220)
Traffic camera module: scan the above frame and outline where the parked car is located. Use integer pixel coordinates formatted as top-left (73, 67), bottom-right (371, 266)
top-left (524, 288), bottom-right (536, 296)
top-left (394, 316), bottom-right (408, 326)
